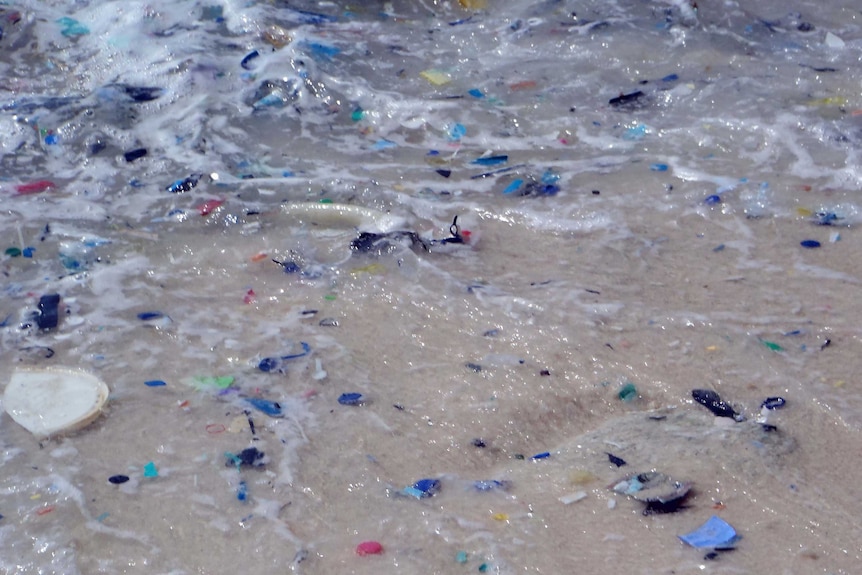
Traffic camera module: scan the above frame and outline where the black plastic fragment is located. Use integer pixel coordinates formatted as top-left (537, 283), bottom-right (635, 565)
top-left (760, 396), bottom-right (786, 410)
top-left (116, 84), bottom-right (164, 102)
top-left (124, 148), bottom-right (148, 162)
top-left (231, 447), bottom-right (266, 468)
top-left (166, 174), bottom-right (201, 193)
top-left (471, 438), bottom-right (487, 448)
top-left (36, 294), bottom-right (61, 330)
top-left (108, 474), bottom-right (130, 484)
top-left (691, 389), bottom-right (741, 420)
top-left (609, 90), bottom-right (645, 107)
top-left (350, 231), bottom-right (429, 254)
top-left (465, 362), bottom-right (482, 372)
top-left (18, 346), bottom-right (55, 359)
top-left (606, 452), bottom-right (627, 467)
top-left (436, 169), bottom-right (452, 178)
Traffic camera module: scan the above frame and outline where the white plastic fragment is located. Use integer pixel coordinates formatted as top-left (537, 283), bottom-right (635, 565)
top-left (559, 491), bottom-right (588, 505)
top-left (4, 368), bottom-right (109, 438)
top-left (824, 32), bottom-right (845, 48)
top-left (607, 498), bottom-right (617, 509)
top-left (829, 232), bottom-right (840, 243)
top-left (312, 358), bottom-right (327, 380)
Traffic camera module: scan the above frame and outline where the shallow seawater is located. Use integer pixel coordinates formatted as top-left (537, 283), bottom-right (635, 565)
top-left (1, 0), bottom-right (862, 573)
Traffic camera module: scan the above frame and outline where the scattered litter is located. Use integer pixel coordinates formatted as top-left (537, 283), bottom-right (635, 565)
top-left (197, 199), bottom-right (224, 216)
top-left (403, 478), bottom-right (440, 499)
top-left (606, 452), bottom-right (627, 467)
top-left (611, 471), bottom-right (692, 514)
top-left (258, 342), bottom-right (311, 372)
top-left (761, 339), bottom-right (784, 352)
top-left (691, 389), bottom-right (743, 421)
top-left (245, 398), bottom-right (283, 417)
top-left (338, 392), bottom-right (365, 406)
top-left (4, 368), bottom-right (109, 438)
top-left (237, 480), bottom-right (248, 501)
top-left (678, 515), bottom-right (739, 549)
top-left (108, 475), bottom-right (130, 485)
top-left (356, 541), bottom-right (383, 556)
top-left (649, 163), bottom-right (669, 172)
top-left (143, 461), bottom-right (159, 478)
top-left (471, 438), bottom-right (486, 448)
top-left (15, 180), bottom-right (55, 195)
top-left (36, 294), bottom-right (61, 330)
top-left (559, 491), bottom-right (588, 505)
top-left (166, 174), bottom-right (200, 193)
top-left (824, 31), bottom-right (845, 49)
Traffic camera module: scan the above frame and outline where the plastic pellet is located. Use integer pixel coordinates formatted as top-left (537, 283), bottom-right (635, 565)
top-left (356, 541), bottom-right (383, 556)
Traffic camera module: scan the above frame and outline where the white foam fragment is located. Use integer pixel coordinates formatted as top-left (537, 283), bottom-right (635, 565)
top-left (824, 32), bottom-right (845, 48)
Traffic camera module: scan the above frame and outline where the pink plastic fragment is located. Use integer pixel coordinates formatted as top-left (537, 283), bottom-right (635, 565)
top-left (15, 180), bottom-right (55, 195)
top-left (198, 199), bottom-right (224, 216)
top-left (355, 541), bottom-right (383, 556)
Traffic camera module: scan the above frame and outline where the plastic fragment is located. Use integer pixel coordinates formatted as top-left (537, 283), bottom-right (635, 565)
top-left (166, 174), bottom-right (200, 193)
top-left (258, 342), bottom-right (312, 372)
top-left (406, 478), bottom-right (440, 498)
top-left (649, 163), bottom-right (669, 172)
top-left (15, 180), bottom-right (55, 195)
top-left (800, 239), bottom-right (821, 249)
top-left (618, 382), bottom-right (638, 402)
top-left (356, 541), bottom-right (383, 556)
top-left (531, 451), bottom-right (550, 460)
top-left (471, 155), bottom-right (508, 166)
top-left (420, 69), bottom-right (451, 85)
top-left (237, 480), bottom-right (248, 501)
top-left (824, 32), bottom-right (845, 48)
top-left (704, 194), bottom-right (721, 205)
top-left (143, 462), bottom-right (158, 478)
top-left (245, 397), bottom-right (283, 417)
top-left (559, 491), bottom-right (588, 504)
top-left (36, 294), bottom-right (61, 330)
top-left (468, 88), bottom-right (484, 98)
top-left (124, 148), bottom-right (148, 162)
top-left (456, 551), bottom-right (468, 563)
top-left (56, 17), bottom-right (89, 37)
top-left (609, 90), bottom-right (645, 107)
top-left (691, 389), bottom-right (742, 421)
top-left (197, 199), bottom-right (224, 216)
top-left (436, 169), bottom-right (452, 178)
top-left (108, 474), bottom-right (129, 484)
top-left (338, 392), bottom-right (365, 406)
top-left (240, 50), bottom-right (260, 70)
top-left (473, 480), bottom-right (510, 492)
top-left (761, 340), bottom-right (784, 352)
top-left (225, 447), bottom-right (267, 468)
top-left (678, 515), bottom-right (739, 549)
top-left (761, 397), bottom-right (786, 410)
top-left (193, 375), bottom-right (235, 389)
top-left (5, 247), bottom-right (21, 257)
top-left (606, 452), bottom-right (627, 467)
top-left (144, 380), bottom-right (167, 387)
top-left (611, 471), bottom-right (692, 513)
top-left (137, 311), bottom-right (165, 321)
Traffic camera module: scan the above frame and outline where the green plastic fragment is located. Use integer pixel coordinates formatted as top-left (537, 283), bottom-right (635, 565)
top-left (319, 198), bottom-right (333, 204)
top-left (761, 340), bottom-right (784, 352)
top-left (618, 382), bottom-right (638, 402)
top-left (193, 375), bottom-right (235, 389)
top-left (5, 247), bottom-right (22, 257)
top-left (324, 294), bottom-right (337, 301)
top-left (478, 563), bottom-right (488, 573)
top-left (351, 108), bottom-right (364, 122)
top-left (143, 461), bottom-right (158, 478)
top-left (456, 551), bottom-right (468, 563)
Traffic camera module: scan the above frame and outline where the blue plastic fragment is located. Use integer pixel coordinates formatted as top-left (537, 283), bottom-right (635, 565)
top-left (704, 195), bottom-right (721, 205)
top-left (412, 478), bottom-right (440, 497)
top-left (240, 50), bottom-right (260, 70)
top-left (281, 261), bottom-right (301, 273)
top-left (44, 134), bottom-right (60, 145)
top-left (144, 380), bottom-right (167, 387)
top-left (402, 486), bottom-right (425, 498)
top-left (237, 480), bottom-right (248, 501)
top-left (290, 9), bottom-right (337, 24)
top-left (531, 451), bottom-right (551, 460)
top-left (258, 357), bottom-right (279, 372)
top-left (761, 397), bottom-right (786, 410)
top-left (661, 73), bottom-right (679, 82)
top-left (258, 342), bottom-right (311, 372)
top-left (22, 247), bottom-right (35, 258)
top-left (302, 41), bottom-right (340, 61)
top-left (623, 124), bottom-right (647, 140)
top-left (245, 397), bottom-right (284, 417)
top-left (650, 163), bottom-right (669, 172)
top-left (503, 179), bottom-right (524, 194)
top-left (471, 155), bottom-right (508, 166)
top-left (373, 139), bottom-right (397, 150)
top-left (166, 174), bottom-right (200, 193)
top-left (468, 88), bottom-right (484, 98)
top-left (281, 341), bottom-right (311, 360)
top-left (338, 392), bottom-right (364, 406)
top-left (37, 294), bottom-right (60, 330)
top-left (713, 244), bottom-right (725, 252)
top-left (800, 239), bottom-right (821, 248)
top-left (678, 515), bottom-right (739, 548)
top-left (137, 311), bottom-right (164, 321)
top-left (473, 480), bottom-right (510, 491)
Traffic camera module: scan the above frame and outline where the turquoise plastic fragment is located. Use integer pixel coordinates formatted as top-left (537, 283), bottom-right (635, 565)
top-left (503, 179), bottom-right (523, 194)
top-left (143, 461), bottom-right (158, 478)
top-left (456, 551), bottom-right (468, 563)
top-left (57, 17), bottom-right (90, 37)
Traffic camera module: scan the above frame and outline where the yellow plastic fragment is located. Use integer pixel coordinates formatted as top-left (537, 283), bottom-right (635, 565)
top-left (459, 0), bottom-right (488, 8)
top-left (262, 25), bottom-right (292, 49)
top-left (569, 469), bottom-right (596, 485)
top-left (796, 207), bottom-right (813, 217)
top-left (807, 97), bottom-right (847, 107)
top-left (350, 263), bottom-right (387, 275)
top-left (834, 380), bottom-right (845, 388)
top-left (492, 512), bottom-right (509, 521)
top-left (705, 345), bottom-right (719, 352)
top-left (420, 69), bottom-right (452, 86)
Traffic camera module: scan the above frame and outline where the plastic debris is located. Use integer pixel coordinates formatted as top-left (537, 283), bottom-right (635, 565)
top-left (473, 480), bottom-right (510, 492)
top-left (258, 342), bottom-right (311, 372)
top-left (124, 148), bottom-right (148, 162)
top-left (611, 471), bottom-right (692, 514)
top-left (559, 491), bottom-right (588, 505)
top-left (761, 397), bottom-right (786, 410)
top-left (166, 174), bottom-right (200, 193)
top-left (356, 541), bottom-right (383, 556)
top-left (236, 480), bottom-right (248, 501)
top-left (338, 392), bottom-right (365, 406)
top-left (456, 550), bottom-right (468, 563)
top-left (403, 478), bottom-right (440, 499)
top-left (197, 199), bottom-right (224, 216)
top-left (143, 461), bottom-right (158, 478)
top-left (15, 180), bottom-right (55, 195)
top-left (800, 239), bottom-right (821, 248)
top-left (606, 452), bottom-right (627, 467)
top-left (704, 194), bottom-right (721, 205)
top-left (240, 50), bottom-right (260, 70)
top-left (678, 515), bottom-right (739, 549)
top-left (144, 380), bottom-right (167, 387)
top-left (56, 17), bottom-right (89, 37)
top-left (618, 382), bottom-right (638, 402)
top-left (226, 447), bottom-right (267, 468)
top-left (36, 294), bottom-right (61, 330)
top-left (691, 389), bottom-right (743, 421)
top-left (649, 163), bottom-right (669, 172)
top-left (4, 368), bottom-right (109, 438)
top-left (245, 397), bottom-right (283, 417)
top-left (760, 339), bottom-right (784, 352)
top-left (420, 69), bottom-right (451, 86)
top-left (609, 91), bottom-right (645, 107)
top-left (471, 155), bottom-right (508, 166)
top-left (108, 475), bottom-right (130, 485)
top-left (531, 451), bottom-right (551, 460)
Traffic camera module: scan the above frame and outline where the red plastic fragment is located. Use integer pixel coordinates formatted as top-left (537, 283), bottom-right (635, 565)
top-left (355, 541), bottom-right (383, 556)
top-left (197, 199), bottom-right (224, 216)
top-left (15, 180), bottom-right (55, 195)
top-left (243, 289), bottom-right (256, 304)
